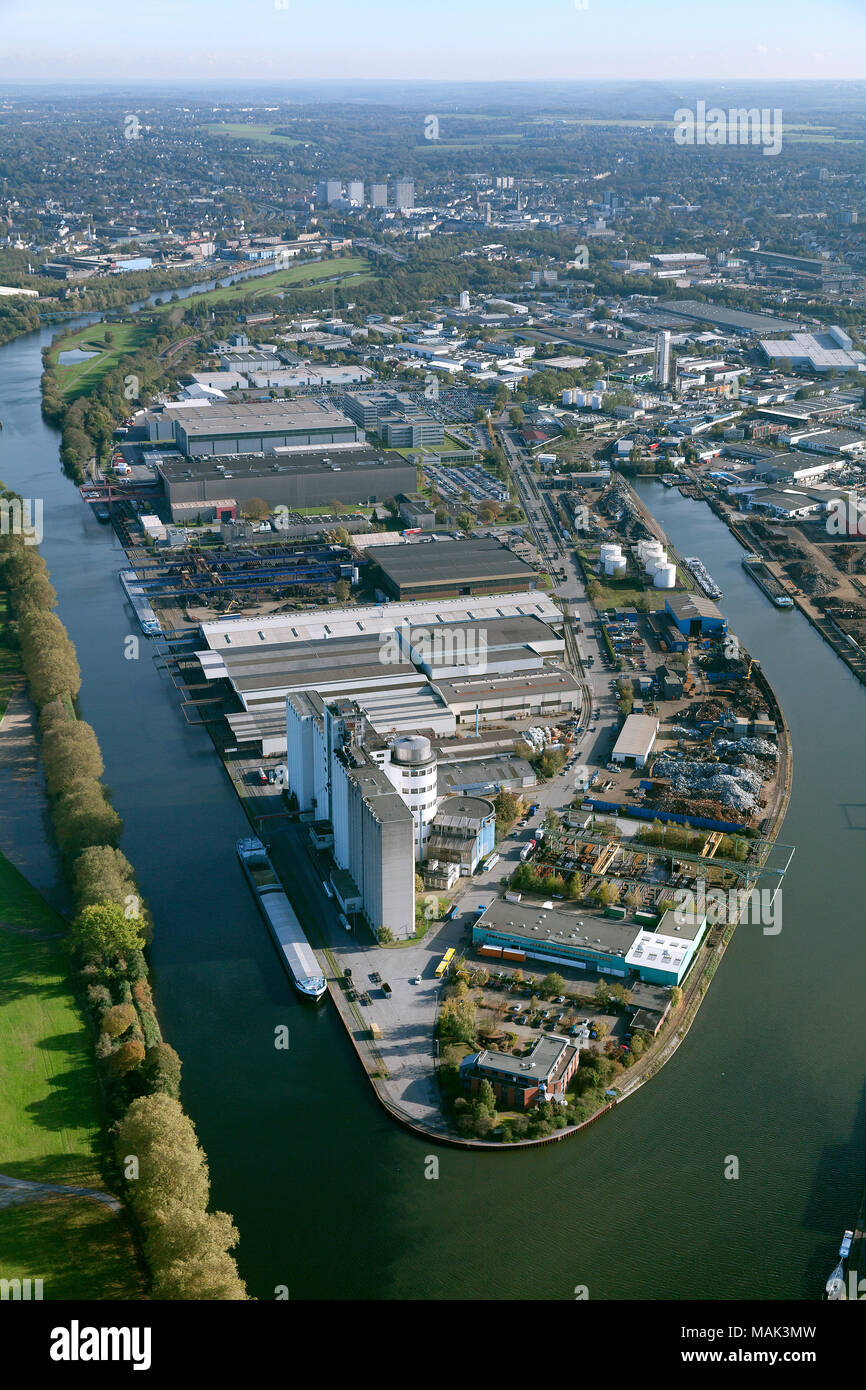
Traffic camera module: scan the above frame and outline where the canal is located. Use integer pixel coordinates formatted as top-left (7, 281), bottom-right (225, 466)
top-left (0, 315), bottom-right (863, 1300)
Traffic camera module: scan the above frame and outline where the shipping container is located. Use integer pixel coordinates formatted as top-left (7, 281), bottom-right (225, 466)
top-left (604, 905), bottom-right (627, 919)
top-left (501, 948), bottom-right (526, 963)
top-left (478, 944), bottom-right (503, 959)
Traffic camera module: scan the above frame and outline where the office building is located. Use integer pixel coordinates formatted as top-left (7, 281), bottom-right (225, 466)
top-left (371, 182), bottom-right (389, 207)
top-left (347, 180), bottom-right (365, 204)
top-left (395, 178), bottom-right (415, 210)
top-left (461, 1034), bottom-right (579, 1110)
top-left (653, 330), bottom-right (671, 387)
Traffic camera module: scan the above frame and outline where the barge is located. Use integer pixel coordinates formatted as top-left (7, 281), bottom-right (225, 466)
top-left (237, 837), bottom-right (327, 1001)
top-left (119, 568), bottom-right (162, 636)
top-left (742, 554), bottom-right (794, 609)
top-left (682, 555), bottom-right (723, 599)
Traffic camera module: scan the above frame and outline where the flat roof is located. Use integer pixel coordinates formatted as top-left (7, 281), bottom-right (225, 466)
top-left (158, 446), bottom-right (397, 482)
top-left (476, 897), bottom-right (641, 958)
top-left (367, 537), bottom-right (536, 587)
top-left (159, 398), bottom-right (355, 431)
top-left (200, 591), bottom-right (562, 651)
top-left (612, 713), bottom-right (659, 761)
top-left (657, 300), bottom-right (800, 334)
top-left (468, 1033), bottom-right (577, 1083)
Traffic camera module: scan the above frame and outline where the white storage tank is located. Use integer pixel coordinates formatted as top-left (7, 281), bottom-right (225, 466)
top-left (608, 558), bottom-right (627, 578)
top-left (653, 562), bottom-right (677, 589)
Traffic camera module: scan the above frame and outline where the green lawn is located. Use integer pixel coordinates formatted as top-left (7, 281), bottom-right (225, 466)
top-left (0, 1198), bottom-right (145, 1300)
top-left (202, 122), bottom-right (301, 146)
top-left (48, 321), bottom-right (151, 399)
top-left (0, 856), bottom-right (105, 1186)
top-left (159, 256), bottom-right (376, 313)
top-left (0, 851), bottom-right (146, 1297)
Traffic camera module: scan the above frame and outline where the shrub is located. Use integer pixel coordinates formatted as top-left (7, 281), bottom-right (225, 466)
top-left (142, 1043), bottom-right (183, 1100)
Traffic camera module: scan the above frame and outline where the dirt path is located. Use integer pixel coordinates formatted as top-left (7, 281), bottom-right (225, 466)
top-left (0, 1174), bottom-right (122, 1213)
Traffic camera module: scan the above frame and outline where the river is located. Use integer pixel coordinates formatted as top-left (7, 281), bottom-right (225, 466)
top-left (0, 310), bottom-right (863, 1300)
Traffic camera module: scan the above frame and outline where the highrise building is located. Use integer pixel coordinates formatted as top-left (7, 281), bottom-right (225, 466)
top-left (395, 178), bottom-right (415, 210)
top-left (653, 331), bottom-right (672, 387)
top-left (347, 180), bottom-right (364, 205)
top-left (317, 180), bottom-right (343, 206)
top-left (458, 290), bottom-right (470, 310)
top-left (371, 182), bottom-right (388, 207)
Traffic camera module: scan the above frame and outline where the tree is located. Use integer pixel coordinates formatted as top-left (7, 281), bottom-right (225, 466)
top-left (438, 996), bottom-right (477, 1046)
top-left (71, 845), bottom-right (141, 915)
top-left (101, 1003), bottom-right (137, 1037)
top-left (540, 972), bottom-right (566, 998)
top-left (240, 497), bottom-right (269, 521)
top-left (143, 1042), bottom-right (183, 1099)
top-left (566, 871), bottom-right (583, 900)
top-left (593, 980), bottom-right (612, 1011)
top-left (543, 808), bottom-right (559, 836)
top-left (115, 1093), bottom-right (211, 1215)
top-left (475, 1079), bottom-right (497, 1117)
top-left (669, 985), bottom-right (683, 1009)
top-left (494, 789), bottom-right (522, 837)
top-left (70, 901), bottom-right (145, 961)
top-left (53, 778), bottom-right (123, 857)
top-left (108, 1038), bottom-right (145, 1076)
top-left (333, 579), bottom-right (351, 603)
top-left (42, 720), bottom-right (104, 797)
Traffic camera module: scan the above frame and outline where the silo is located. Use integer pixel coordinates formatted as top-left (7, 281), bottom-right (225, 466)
top-left (653, 562), bottom-right (677, 589)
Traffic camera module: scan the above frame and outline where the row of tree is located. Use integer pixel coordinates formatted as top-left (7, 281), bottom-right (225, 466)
top-left (0, 496), bottom-right (247, 1299)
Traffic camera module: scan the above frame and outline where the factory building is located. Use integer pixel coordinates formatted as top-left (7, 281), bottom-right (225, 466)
top-left (144, 398), bottom-right (363, 457)
top-left (425, 795), bottom-right (496, 877)
top-left (610, 714), bottom-right (659, 768)
top-left (473, 899), bottom-right (707, 988)
top-left (157, 445), bottom-right (416, 518)
top-left (664, 591), bottom-right (727, 637)
top-left (287, 695), bottom-right (416, 937)
top-left (367, 537), bottom-right (538, 601)
top-left (197, 591), bottom-right (573, 754)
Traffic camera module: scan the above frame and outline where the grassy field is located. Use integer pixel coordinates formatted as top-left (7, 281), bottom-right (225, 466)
top-left (0, 1197), bottom-right (145, 1300)
top-left (0, 850), bottom-right (146, 1297)
top-left (48, 321), bottom-right (151, 399)
top-left (202, 122), bottom-right (301, 146)
top-left (0, 855), bottom-right (105, 1186)
top-left (158, 256), bottom-right (376, 313)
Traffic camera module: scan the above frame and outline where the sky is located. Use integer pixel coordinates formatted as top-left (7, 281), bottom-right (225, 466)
top-left (0, 0), bottom-right (865, 84)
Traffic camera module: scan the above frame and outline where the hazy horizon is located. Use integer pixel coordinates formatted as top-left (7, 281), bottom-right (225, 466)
top-left (1, 0), bottom-right (865, 84)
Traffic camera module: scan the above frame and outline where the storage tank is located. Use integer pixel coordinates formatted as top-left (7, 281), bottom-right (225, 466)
top-left (608, 558), bottom-right (627, 578)
top-left (653, 562), bottom-right (677, 589)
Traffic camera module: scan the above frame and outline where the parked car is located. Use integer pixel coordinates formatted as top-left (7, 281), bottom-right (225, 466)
top-left (257, 767), bottom-right (268, 785)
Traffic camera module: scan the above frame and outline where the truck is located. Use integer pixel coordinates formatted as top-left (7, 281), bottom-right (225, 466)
top-left (519, 840), bottom-right (536, 862)
top-left (381, 981), bottom-right (392, 998)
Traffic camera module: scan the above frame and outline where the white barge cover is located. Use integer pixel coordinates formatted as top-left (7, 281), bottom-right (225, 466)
top-left (258, 887), bottom-right (325, 991)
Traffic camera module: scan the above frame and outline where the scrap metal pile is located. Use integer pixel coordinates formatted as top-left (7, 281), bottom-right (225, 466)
top-left (651, 754), bottom-right (764, 814)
